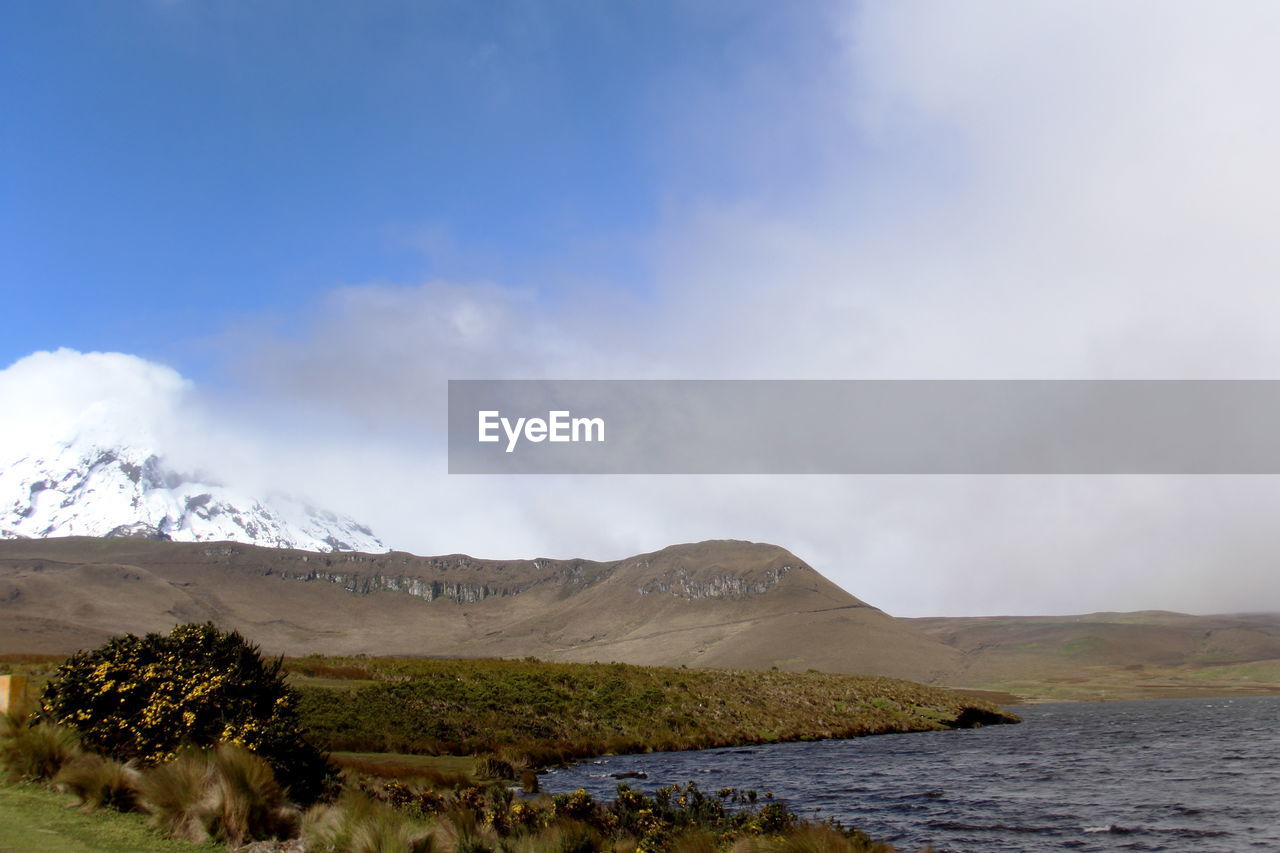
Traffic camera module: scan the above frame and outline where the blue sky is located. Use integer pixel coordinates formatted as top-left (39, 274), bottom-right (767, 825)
top-left (1, 1), bottom-right (831, 375)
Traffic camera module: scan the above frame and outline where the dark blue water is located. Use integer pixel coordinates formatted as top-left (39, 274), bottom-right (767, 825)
top-left (543, 696), bottom-right (1280, 852)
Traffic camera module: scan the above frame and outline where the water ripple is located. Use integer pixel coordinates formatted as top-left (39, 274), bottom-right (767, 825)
top-left (544, 695), bottom-right (1280, 852)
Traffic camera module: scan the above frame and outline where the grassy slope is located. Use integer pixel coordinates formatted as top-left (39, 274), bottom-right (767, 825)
top-left (0, 538), bottom-right (962, 683)
top-left (911, 612), bottom-right (1280, 701)
top-left (0, 784), bottom-right (217, 853)
top-left (289, 655), bottom-right (1017, 758)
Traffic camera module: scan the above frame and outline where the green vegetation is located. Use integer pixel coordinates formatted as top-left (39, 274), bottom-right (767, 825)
top-left (332, 751), bottom-right (480, 782)
top-left (138, 744), bottom-right (301, 846)
top-left (40, 623), bottom-right (335, 802)
top-left (2, 628), bottom-right (1016, 851)
top-left (2, 706), bottom-right (299, 847)
top-left (290, 655), bottom-right (1016, 762)
top-left (339, 777), bottom-right (893, 852)
top-left (0, 716), bottom-right (82, 783)
top-left (2, 712), bottom-right (899, 852)
top-left (0, 783), bottom-right (218, 853)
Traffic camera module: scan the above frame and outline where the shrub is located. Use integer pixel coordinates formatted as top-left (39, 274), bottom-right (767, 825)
top-left (475, 755), bottom-right (517, 780)
top-left (440, 808), bottom-right (497, 853)
top-left (0, 710), bottom-right (83, 782)
top-left (40, 622), bottom-right (335, 802)
top-left (138, 743), bottom-right (300, 846)
top-left (552, 788), bottom-right (605, 827)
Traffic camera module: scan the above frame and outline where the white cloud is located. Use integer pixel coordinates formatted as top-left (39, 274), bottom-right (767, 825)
top-left (0, 350), bottom-right (192, 465)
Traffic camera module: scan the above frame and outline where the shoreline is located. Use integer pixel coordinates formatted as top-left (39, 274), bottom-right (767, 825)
top-left (946, 682), bottom-right (1280, 704)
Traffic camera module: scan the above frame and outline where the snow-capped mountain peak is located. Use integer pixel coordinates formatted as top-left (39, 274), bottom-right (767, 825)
top-left (0, 435), bottom-right (385, 553)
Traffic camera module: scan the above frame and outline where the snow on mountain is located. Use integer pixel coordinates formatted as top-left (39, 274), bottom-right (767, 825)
top-left (0, 435), bottom-right (386, 553)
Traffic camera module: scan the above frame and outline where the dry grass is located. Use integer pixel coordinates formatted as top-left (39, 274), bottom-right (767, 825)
top-left (54, 752), bottom-right (140, 811)
top-left (137, 744), bottom-right (299, 846)
top-left (304, 790), bottom-right (435, 853)
top-left (0, 710), bottom-right (83, 783)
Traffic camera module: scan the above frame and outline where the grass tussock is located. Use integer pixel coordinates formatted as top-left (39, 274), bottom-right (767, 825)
top-left (304, 790), bottom-right (435, 853)
top-left (0, 709), bottom-right (83, 783)
top-left (497, 817), bottom-right (607, 853)
top-left (436, 808), bottom-right (499, 853)
top-left (670, 826), bottom-right (721, 853)
top-left (137, 743), bottom-right (299, 846)
top-left (54, 752), bottom-right (140, 811)
top-left (475, 754), bottom-right (517, 781)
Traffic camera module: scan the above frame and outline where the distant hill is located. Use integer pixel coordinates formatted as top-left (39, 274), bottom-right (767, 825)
top-left (0, 537), bottom-right (961, 683)
top-left (911, 611), bottom-right (1280, 700)
top-left (9, 536), bottom-right (1280, 699)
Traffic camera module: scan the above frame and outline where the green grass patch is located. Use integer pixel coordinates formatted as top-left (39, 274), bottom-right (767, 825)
top-left (285, 674), bottom-right (381, 691)
top-left (1179, 660), bottom-right (1280, 682)
top-left (0, 783), bottom-right (218, 853)
top-left (1057, 637), bottom-right (1103, 657)
top-left (330, 751), bottom-right (477, 782)
top-left (291, 656), bottom-right (1018, 761)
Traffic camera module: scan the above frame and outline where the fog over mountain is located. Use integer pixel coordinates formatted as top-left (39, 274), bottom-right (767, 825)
top-left (0, 436), bottom-right (384, 553)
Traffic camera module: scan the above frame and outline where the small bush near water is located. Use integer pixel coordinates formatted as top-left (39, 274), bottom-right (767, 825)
top-left (337, 778), bottom-right (894, 853)
top-left (40, 622), bottom-right (336, 803)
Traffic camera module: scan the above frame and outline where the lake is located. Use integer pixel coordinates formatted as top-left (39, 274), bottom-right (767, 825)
top-left (543, 696), bottom-right (1280, 851)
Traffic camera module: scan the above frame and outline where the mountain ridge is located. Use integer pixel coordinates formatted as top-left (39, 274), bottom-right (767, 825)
top-left (0, 536), bottom-right (959, 683)
top-left (0, 436), bottom-right (384, 553)
top-left (6, 537), bottom-right (1280, 699)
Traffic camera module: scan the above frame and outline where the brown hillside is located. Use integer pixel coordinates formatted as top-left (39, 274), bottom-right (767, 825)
top-left (0, 537), bottom-right (960, 682)
top-left (911, 611), bottom-right (1280, 700)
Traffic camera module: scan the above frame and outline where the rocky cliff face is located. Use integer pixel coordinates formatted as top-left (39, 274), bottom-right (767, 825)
top-left (636, 564), bottom-right (794, 599)
top-left (267, 543), bottom-right (805, 604)
top-left (275, 568), bottom-right (513, 603)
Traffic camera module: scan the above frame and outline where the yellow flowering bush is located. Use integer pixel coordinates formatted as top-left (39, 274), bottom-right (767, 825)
top-left (40, 623), bottom-right (335, 803)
